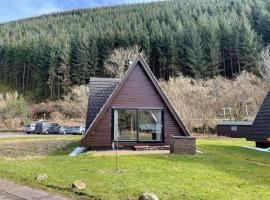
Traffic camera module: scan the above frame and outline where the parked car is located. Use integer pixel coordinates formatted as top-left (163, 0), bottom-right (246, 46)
top-left (23, 123), bottom-right (36, 134)
top-left (69, 126), bottom-right (85, 135)
top-left (54, 126), bottom-right (71, 134)
top-left (34, 122), bottom-right (60, 134)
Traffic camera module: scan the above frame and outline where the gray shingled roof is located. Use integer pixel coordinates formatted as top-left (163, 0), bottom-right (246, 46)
top-left (248, 89), bottom-right (270, 140)
top-left (85, 77), bottom-right (121, 129)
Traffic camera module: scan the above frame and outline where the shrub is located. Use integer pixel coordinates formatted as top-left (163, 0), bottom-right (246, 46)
top-left (50, 111), bottom-right (64, 122)
top-left (29, 85), bottom-right (89, 120)
top-left (0, 92), bottom-right (28, 128)
top-left (0, 92), bottom-right (27, 119)
top-left (160, 71), bottom-right (268, 132)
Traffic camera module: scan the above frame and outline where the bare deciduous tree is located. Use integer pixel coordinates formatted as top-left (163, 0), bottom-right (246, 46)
top-left (259, 45), bottom-right (270, 83)
top-left (104, 46), bottom-right (145, 78)
top-left (161, 72), bottom-right (268, 132)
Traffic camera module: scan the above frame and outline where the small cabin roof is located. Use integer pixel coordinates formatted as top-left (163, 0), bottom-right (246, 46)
top-left (248, 89), bottom-right (270, 139)
top-left (85, 77), bottom-right (121, 129)
top-left (217, 120), bottom-right (253, 126)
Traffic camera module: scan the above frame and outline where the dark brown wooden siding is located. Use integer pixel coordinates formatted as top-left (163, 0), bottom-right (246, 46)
top-left (248, 89), bottom-right (270, 143)
top-left (217, 125), bottom-right (251, 138)
top-left (82, 65), bottom-right (185, 148)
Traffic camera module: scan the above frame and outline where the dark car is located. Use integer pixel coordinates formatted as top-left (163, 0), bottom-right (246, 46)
top-left (53, 126), bottom-right (71, 134)
top-left (34, 122), bottom-right (60, 134)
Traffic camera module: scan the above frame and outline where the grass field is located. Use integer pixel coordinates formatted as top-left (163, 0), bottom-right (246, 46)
top-left (0, 137), bottom-right (269, 200)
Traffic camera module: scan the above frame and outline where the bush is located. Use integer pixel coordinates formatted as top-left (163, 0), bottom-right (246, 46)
top-left (29, 85), bottom-right (89, 120)
top-left (0, 92), bottom-right (27, 119)
top-left (160, 71), bottom-right (268, 132)
top-left (0, 92), bottom-right (28, 128)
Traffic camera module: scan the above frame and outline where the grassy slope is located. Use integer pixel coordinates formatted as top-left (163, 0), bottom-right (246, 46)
top-left (0, 138), bottom-right (269, 200)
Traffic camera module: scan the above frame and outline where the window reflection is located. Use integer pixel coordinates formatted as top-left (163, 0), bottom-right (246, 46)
top-left (114, 109), bottom-right (163, 142)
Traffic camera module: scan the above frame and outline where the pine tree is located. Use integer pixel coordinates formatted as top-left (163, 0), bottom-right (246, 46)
top-left (184, 23), bottom-right (206, 78)
top-left (239, 13), bottom-right (260, 72)
top-left (201, 17), bottom-right (221, 77)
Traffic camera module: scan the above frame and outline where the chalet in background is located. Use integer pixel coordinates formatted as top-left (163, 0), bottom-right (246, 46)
top-left (217, 121), bottom-right (252, 138)
top-left (248, 90), bottom-right (270, 148)
top-left (81, 55), bottom-right (194, 153)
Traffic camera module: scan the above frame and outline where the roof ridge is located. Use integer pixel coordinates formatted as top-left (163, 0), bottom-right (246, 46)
top-left (89, 77), bottom-right (121, 82)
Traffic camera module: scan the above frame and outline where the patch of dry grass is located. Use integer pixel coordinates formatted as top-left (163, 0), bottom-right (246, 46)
top-left (0, 138), bottom-right (78, 158)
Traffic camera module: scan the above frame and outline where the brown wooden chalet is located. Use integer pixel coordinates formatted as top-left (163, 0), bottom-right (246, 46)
top-left (247, 90), bottom-right (270, 148)
top-left (81, 54), bottom-right (190, 149)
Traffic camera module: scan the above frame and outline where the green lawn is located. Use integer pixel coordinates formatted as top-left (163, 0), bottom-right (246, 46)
top-left (0, 137), bottom-right (269, 200)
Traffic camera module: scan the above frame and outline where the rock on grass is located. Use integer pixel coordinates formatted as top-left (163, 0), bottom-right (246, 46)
top-left (138, 193), bottom-right (159, 200)
top-left (72, 180), bottom-right (86, 190)
top-left (35, 174), bottom-right (48, 181)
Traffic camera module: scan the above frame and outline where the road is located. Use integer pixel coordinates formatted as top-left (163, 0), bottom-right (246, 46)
top-left (0, 179), bottom-right (69, 200)
top-left (0, 190), bottom-right (23, 200)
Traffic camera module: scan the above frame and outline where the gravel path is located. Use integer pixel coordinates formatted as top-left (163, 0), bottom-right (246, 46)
top-left (0, 179), bottom-right (69, 200)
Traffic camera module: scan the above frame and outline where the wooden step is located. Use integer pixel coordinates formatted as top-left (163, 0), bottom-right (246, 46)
top-left (133, 145), bottom-right (170, 151)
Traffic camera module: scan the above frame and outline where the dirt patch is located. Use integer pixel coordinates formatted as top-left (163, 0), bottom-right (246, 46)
top-left (0, 139), bottom-right (77, 157)
top-left (87, 150), bottom-right (169, 157)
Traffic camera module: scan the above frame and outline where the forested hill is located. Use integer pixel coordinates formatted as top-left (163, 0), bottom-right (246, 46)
top-left (0, 0), bottom-right (269, 101)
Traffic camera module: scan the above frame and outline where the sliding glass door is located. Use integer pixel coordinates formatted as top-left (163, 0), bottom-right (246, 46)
top-left (138, 110), bottom-right (162, 141)
top-left (113, 109), bottom-right (163, 142)
top-left (114, 109), bottom-right (137, 141)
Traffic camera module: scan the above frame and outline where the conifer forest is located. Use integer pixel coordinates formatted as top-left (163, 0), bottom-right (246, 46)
top-left (0, 0), bottom-right (269, 101)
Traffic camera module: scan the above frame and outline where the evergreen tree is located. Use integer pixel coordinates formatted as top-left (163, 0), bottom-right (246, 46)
top-left (0, 0), bottom-right (265, 100)
top-left (239, 13), bottom-right (260, 72)
top-left (184, 23), bottom-right (206, 78)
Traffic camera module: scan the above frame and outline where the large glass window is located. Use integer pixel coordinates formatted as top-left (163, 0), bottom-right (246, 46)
top-left (138, 110), bottom-right (162, 141)
top-left (113, 109), bottom-right (163, 142)
top-left (114, 109), bottom-right (137, 141)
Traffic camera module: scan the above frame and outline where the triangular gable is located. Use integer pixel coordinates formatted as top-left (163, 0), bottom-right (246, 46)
top-left (83, 54), bottom-right (190, 138)
top-left (248, 89), bottom-right (270, 140)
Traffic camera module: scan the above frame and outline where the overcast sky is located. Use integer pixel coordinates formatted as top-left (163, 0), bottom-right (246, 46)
top-left (0, 0), bottom-right (158, 23)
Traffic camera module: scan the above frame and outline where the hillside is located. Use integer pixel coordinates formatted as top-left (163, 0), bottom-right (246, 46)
top-left (0, 0), bottom-right (269, 100)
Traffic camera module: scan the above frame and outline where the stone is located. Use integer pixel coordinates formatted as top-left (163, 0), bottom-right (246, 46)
top-left (138, 193), bottom-right (159, 200)
top-left (72, 180), bottom-right (86, 190)
top-left (35, 174), bottom-right (48, 181)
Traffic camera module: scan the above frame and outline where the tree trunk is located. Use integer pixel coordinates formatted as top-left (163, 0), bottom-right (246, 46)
top-left (237, 57), bottom-right (241, 74)
top-left (222, 48), bottom-right (226, 78)
top-left (22, 62), bottom-right (26, 92)
top-left (57, 71), bottom-right (60, 99)
top-left (229, 44), bottom-right (233, 77)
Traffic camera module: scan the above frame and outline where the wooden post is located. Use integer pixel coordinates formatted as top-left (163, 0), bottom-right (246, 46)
top-left (116, 140), bottom-right (118, 172)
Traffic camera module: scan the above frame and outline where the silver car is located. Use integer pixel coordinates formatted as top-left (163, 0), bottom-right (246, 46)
top-left (69, 126), bottom-right (85, 135)
top-left (23, 123), bottom-right (36, 134)
top-left (57, 126), bottom-right (71, 134)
